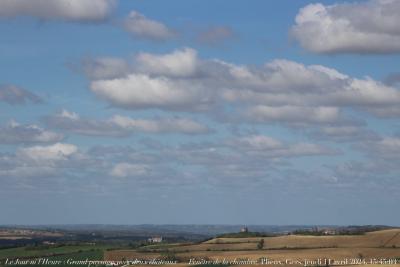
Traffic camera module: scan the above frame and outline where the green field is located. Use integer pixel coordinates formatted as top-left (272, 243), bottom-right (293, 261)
top-left (0, 244), bottom-right (122, 267)
top-left (0, 244), bottom-right (115, 260)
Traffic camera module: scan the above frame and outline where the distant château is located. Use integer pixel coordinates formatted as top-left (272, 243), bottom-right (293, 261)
top-left (240, 226), bottom-right (248, 233)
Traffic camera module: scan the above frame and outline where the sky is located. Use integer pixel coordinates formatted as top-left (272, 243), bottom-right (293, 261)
top-left (1, 0), bottom-right (400, 226)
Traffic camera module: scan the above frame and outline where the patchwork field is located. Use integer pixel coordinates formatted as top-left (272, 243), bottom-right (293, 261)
top-left (105, 229), bottom-right (400, 266)
top-left (0, 229), bottom-right (63, 240)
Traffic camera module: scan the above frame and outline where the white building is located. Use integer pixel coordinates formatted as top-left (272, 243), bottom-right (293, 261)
top-left (148, 236), bottom-right (163, 243)
top-left (240, 227), bottom-right (249, 233)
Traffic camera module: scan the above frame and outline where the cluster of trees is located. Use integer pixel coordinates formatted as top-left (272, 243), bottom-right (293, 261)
top-left (257, 239), bottom-right (264, 249)
top-left (292, 225), bottom-right (393, 236)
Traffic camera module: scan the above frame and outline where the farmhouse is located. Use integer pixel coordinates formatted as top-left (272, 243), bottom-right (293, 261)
top-left (317, 227), bottom-right (337, 235)
top-left (148, 236), bottom-right (163, 243)
top-left (322, 229), bottom-right (336, 235)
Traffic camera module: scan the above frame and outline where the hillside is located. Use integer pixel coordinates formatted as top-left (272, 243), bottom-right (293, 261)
top-left (105, 229), bottom-right (400, 265)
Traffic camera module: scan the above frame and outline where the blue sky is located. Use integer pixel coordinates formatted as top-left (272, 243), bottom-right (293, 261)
top-left (1, 0), bottom-right (400, 225)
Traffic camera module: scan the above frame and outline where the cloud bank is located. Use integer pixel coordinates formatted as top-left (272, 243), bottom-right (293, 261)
top-left (85, 48), bottom-right (400, 123)
top-left (292, 0), bottom-right (400, 54)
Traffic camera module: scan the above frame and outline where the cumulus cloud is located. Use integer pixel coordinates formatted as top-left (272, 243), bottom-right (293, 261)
top-left (79, 48), bottom-right (198, 80)
top-left (87, 48), bottom-right (215, 111)
top-left (44, 110), bottom-right (210, 136)
top-left (0, 120), bottom-right (63, 144)
top-left (90, 73), bottom-right (213, 111)
top-left (17, 143), bottom-right (78, 162)
top-left (244, 106), bottom-right (341, 125)
top-left (86, 48), bottom-right (400, 121)
top-left (0, 0), bottom-right (116, 22)
top-left (135, 48), bottom-right (198, 77)
top-left (223, 60), bottom-right (400, 108)
top-left (123, 11), bottom-right (175, 41)
top-left (0, 142), bottom-right (93, 183)
top-left (0, 85), bottom-right (42, 105)
top-left (292, 0), bottom-right (400, 54)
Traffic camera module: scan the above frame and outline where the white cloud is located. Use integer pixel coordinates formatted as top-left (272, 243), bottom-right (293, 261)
top-left (17, 143), bottom-right (78, 162)
top-left (59, 109), bottom-right (80, 120)
top-left (90, 73), bottom-right (213, 111)
top-left (0, 0), bottom-right (116, 22)
top-left (135, 48), bottom-right (198, 77)
top-left (0, 120), bottom-right (63, 144)
top-left (110, 162), bottom-right (149, 178)
top-left (86, 49), bottom-right (208, 111)
top-left (259, 59), bottom-right (348, 92)
top-left (79, 48), bottom-right (198, 80)
top-left (333, 78), bottom-right (400, 106)
top-left (123, 11), bottom-right (175, 41)
top-left (223, 60), bottom-right (400, 107)
top-left (244, 106), bottom-right (341, 124)
top-left (86, 48), bottom-right (400, 120)
top-left (292, 0), bottom-right (400, 54)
